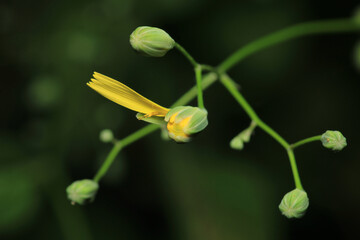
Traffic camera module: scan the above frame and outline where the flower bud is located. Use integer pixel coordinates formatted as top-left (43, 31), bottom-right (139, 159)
top-left (230, 121), bottom-right (256, 150)
top-left (165, 106), bottom-right (208, 143)
top-left (130, 26), bottom-right (175, 57)
top-left (279, 189), bottom-right (309, 218)
top-left (66, 179), bottom-right (99, 205)
top-left (99, 129), bottom-right (114, 143)
top-left (321, 130), bottom-right (347, 151)
top-left (230, 135), bottom-right (244, 150)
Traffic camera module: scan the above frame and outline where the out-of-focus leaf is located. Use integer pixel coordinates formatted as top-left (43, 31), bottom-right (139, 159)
top-left (0, 166), bottom-right (39, 233)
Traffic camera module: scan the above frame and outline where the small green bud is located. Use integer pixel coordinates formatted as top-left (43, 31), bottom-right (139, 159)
top-left (230, 121), bottom-right (256, 150)
top-left (130, 26), bottom-right (175, 57)
top-left (279, 189), bottom-right (309, 219)
top-left (165, 106), bottom-right (208, 143)
top-left (99, 129), bottom-right (114, 143)
top-left (321, 130), bottom-right (347, 151)
top-left (66, 179), bottom-right (99, 205)
top-left (230, 135), bottom-right (244, 150)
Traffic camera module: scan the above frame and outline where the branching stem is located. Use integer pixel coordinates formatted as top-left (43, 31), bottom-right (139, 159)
top-left (220, 74), bottom-right (303, 190)
top-left (290, 135), bottom-right (322, 149)
top-left (92, 18), bottom-right (359, 185)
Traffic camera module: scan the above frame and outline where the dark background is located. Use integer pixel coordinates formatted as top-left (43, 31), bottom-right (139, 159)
top-left (1, 0), bottom-right (360, 239)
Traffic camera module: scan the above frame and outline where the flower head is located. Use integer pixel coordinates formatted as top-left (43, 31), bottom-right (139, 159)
top-left (165, 106), bottom-right (208, 142)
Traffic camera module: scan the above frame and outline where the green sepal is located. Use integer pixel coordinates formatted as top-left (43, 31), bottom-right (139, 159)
top-left (136, 113), bottom-right (166, 126)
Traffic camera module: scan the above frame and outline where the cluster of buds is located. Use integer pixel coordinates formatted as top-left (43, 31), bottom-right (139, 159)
top-left (75, 24), bottom-right (350, 223)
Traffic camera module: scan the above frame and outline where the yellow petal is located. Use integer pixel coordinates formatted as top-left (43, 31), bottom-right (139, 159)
top-left (87, 72), bottom-right (169, 117)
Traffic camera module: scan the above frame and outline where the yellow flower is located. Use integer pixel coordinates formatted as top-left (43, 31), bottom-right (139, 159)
top-left (87, 72), bottom-right (208, 142)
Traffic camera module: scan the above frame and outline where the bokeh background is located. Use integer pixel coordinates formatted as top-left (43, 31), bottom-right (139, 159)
top-left (1, 0), bottom-right (360, 239)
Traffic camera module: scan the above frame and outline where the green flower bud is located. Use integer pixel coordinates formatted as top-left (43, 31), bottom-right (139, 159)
top-left (99, 129), bottom-right (114, 143)
top-left (130, 26), bottom-right (175, 57)
top-left (230, 135), bottom-right (244, 150)
top-left (321, 130), bottom-right (347, 151)
top-left (165, 106), bottom-right (208, 143)
top-left (66, 179), bottom-right (99, 205)
top-left (279, 189), bottom-right (309, 219)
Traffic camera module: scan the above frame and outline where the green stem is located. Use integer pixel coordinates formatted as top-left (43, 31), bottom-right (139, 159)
top-left (290, 135), bottom-right (322, 149)
top-left (286, 149), bottom-right (303, 190)
top-left (220, 74), bottom-right (303, 190)
top-left (175, 43), bottom-right (198, 68)
top-left (195, 65), bottom-right (205, 108)
top-left (93, 124), bottom-right (159, 182)
top-left (217, 18), bottom-right (360, 73)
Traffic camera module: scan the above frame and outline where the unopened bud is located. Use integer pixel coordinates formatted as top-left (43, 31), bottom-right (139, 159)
top-left (66, 179), bottom-right (99, 205)
top-left (230, 121), bottom-right (256, 150)
top-left (230, 135), bottom-right (244, 150)
top-left (279, 189), bottom-right (309, 218)
top-left (130, 26), bottom-right (175, 57)
top-left (165, 106), bottom-right (208, 143)
top-left (99, 129), bottom-right (114, 143)
top-left (321, 130), bottom-right (347, 151)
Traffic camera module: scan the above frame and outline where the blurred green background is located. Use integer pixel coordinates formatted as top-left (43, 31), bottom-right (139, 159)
top-left (1, 0), bottom-right (360, 239)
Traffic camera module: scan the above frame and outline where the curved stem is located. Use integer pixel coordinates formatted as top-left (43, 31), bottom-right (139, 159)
top-left (93, 124), bottom-right (159, 182)
top-left (195, 65), bottom-right (205, 108)
top-left (217, 18), bottom-right (360, 73)
top-left (291, 135), bottom-right (322, 149)
top-left (286, 149), bottom-right (303, 190)
top-left (175, 43), bottom-right (198, 68)
top-left (220, 74), bottom-right (303, 189)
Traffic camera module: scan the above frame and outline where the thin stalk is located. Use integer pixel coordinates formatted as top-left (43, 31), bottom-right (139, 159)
top-left (217, 18), bottom-right (360, 73)
top-left (286, 149), bottom-right (303, 190)
top-left (175, 43), bottom-right (198, 68)
top-left (195, 65), bottom-right (205, 108)
top-left (291, 135), bottom-right (322, 149)
top-left (93, 124), bottom-right (159, 182)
